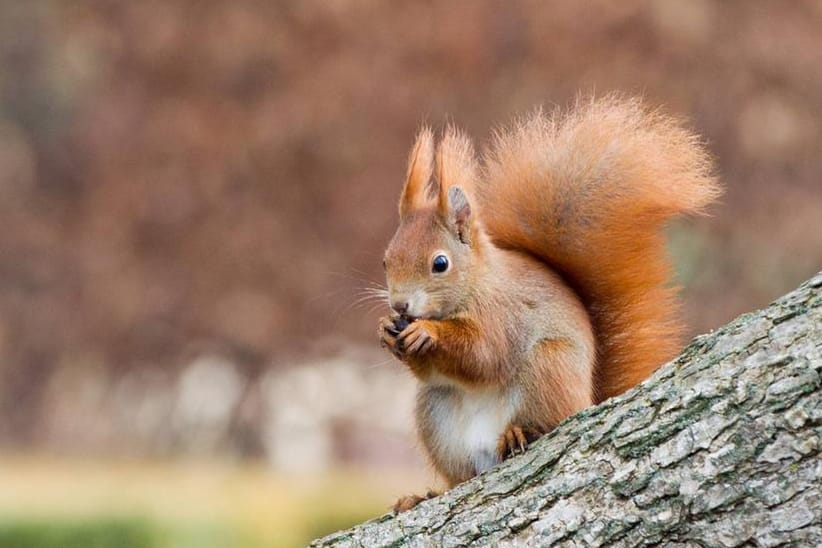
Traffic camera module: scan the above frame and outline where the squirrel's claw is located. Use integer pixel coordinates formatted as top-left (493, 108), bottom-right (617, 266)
top-left (496, 425), bottom-right (540, 460)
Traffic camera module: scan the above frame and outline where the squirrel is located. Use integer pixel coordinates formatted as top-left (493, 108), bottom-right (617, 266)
top-left (377, 95), bottom-right (720, 512)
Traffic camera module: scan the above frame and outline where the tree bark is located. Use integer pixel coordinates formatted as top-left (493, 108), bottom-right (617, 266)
top-left (313, 272), bottom-right (822, 547)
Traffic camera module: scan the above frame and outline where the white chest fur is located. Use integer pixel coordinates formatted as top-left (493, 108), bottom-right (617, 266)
top-left (421, 374), bottom-right (520, 476)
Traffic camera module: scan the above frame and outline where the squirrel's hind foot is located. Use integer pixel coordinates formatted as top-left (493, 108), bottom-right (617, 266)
top-left (392, 490), bottom-right (439, 513)
top-left (496, 425), bottom-right (542, 460)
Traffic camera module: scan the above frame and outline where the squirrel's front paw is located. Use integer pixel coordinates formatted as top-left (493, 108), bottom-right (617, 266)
top-left (378, 315), bottom-right (405, 359)
top-left (399, 320), bottom-right (438, 356)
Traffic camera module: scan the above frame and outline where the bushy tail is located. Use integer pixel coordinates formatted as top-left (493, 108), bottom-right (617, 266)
top-left (480, 95), bottom-right (720, 401)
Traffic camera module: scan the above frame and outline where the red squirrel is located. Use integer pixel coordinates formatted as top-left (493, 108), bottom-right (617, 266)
top-left (378, 95), bottom-right (720, 512)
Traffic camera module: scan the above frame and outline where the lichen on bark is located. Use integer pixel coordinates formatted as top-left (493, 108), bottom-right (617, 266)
top-left (314, 272), bottom-right (822, 547)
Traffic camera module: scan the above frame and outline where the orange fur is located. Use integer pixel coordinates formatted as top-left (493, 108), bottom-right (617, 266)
top-left (400, 126), bottom-right (435, 217)
top-left (480, 95), bottom-right (720, 399)
top-left (380, 95), bottom-right (720, 509)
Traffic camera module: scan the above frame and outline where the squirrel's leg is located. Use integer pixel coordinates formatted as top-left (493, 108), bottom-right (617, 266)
top-left (495, 339), bottom-right (595, 462)
top-left (496, 425), bottom-right (543, 460)
top-left (392, 489), bottom-right (439, 513)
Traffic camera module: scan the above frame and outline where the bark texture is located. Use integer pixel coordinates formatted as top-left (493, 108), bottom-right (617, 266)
top-left (314, 272), bottom-right (822, 547)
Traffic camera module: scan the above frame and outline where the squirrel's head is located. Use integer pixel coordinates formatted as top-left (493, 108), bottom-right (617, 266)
top-left (383, 126), bottom-right (483, 320)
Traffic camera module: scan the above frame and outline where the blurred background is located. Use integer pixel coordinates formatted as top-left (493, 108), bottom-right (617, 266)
top-left (0, 1), bottom-right (820, 546)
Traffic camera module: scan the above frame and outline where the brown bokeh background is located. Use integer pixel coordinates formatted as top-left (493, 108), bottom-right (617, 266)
top-left (0, 1), bottom-right (821, 543)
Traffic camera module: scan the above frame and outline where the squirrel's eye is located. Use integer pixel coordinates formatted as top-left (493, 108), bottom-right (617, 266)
top-left (382, 258), bottom-right (387, 270)
top-left (432, 254), bottom-right (449, 274)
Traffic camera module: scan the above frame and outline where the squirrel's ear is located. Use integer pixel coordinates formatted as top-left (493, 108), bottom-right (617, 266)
top-left (446, 186), bottom-right (473, 245)
top-left (435, 126), bottom-right (477, 244)
top-left (399, 127), bottom-right (435, 218)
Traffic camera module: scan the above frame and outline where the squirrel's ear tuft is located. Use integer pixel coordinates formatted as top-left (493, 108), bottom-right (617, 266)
top-left (399, 127), bottom-right (435, 218)
top-left (435, 126), bottom-right (477, 244)
top-left (447, 186), bottom-right (473, 244)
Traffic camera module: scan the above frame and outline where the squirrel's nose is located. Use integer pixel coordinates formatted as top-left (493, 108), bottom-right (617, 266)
top-left (391, 301), bottom-right (409, 315)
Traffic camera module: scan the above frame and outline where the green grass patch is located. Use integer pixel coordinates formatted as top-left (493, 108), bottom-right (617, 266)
top-left (0, 457), bottom-right (424, 548)
top-left (0, 517), bottom-right (157, 548)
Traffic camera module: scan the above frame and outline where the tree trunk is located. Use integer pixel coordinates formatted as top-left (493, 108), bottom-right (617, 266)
top-left (313, 272), bottom-right (822, 547)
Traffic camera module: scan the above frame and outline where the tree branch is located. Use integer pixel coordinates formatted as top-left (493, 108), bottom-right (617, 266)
top-left (314, 272), bottom-right (822, 547)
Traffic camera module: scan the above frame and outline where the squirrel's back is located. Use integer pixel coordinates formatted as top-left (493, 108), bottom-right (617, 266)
top-left (479, 95), bottom-right (720, 400)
